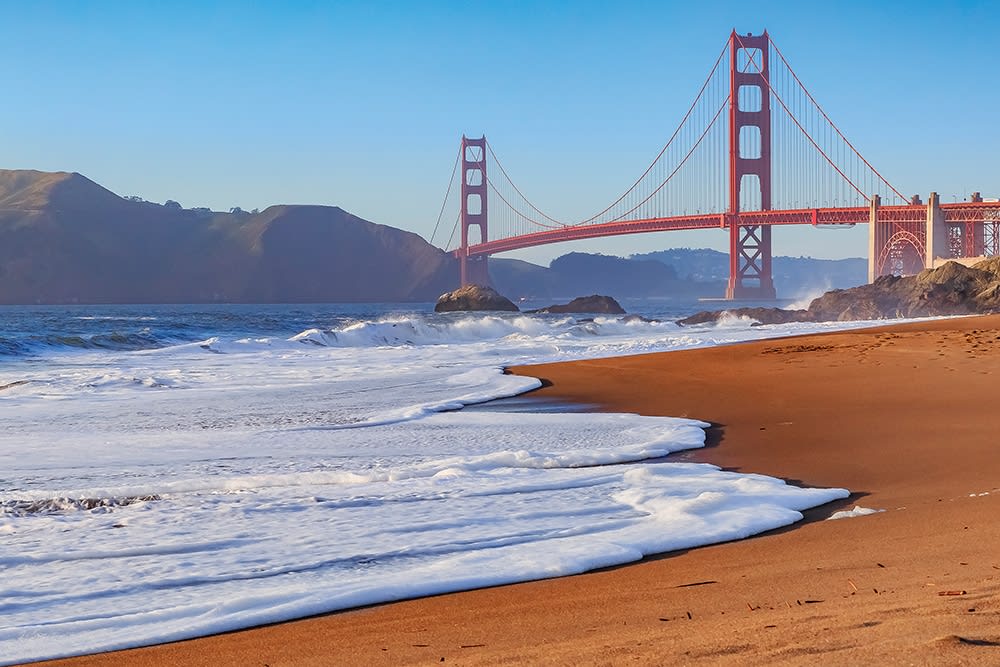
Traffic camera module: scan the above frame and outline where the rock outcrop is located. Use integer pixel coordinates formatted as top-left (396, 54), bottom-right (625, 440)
top-left (678, 259), bottom-right (1000, 326)
top-left (621, 314), bottom-right (660, 324)
top-left (528, 295), bottom-right (626, 314)
top-left (434, 285), bottom-right (519, 312)
top-left (678, 306), bottom-right (812, 326)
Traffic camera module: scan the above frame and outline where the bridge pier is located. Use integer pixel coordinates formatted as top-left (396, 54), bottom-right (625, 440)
top-left (925, 192), bottom-right (946, 268)
top-left (726, 222), bottom-right (775, 299)
top-left (867, 195), bottom-right (878, 282)
top-left (461, 255), bottom-right (490, 287)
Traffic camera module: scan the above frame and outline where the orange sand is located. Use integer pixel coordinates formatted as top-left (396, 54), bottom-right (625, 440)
top-left (36, 316), bottom-right (1000, 666)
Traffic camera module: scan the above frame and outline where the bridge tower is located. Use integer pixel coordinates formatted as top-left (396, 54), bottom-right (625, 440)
top-left (459, 135), bottom-right (490, 287)
top-left (727, 30), bottom-right (776, 299)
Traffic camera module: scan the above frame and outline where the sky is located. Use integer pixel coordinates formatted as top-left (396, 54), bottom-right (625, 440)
top-left (0, 0), bottom-right (996, 265)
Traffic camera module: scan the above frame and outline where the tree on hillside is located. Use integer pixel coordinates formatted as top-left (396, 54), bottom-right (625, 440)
top-left (163, 200), bottom-right (182, 209)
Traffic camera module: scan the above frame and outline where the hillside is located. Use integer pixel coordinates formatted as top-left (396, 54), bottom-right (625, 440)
top-left (0, 170), bottom-right (457, 304)
top-left (632, 248), bottom-right (867, 296)
top-left (490, 252), bottom-right (721, 300)
top-left (491, 249), bottom-right (867, 301)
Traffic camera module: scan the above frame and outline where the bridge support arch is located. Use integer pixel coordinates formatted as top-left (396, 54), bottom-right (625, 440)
top-left (459, 135), bottom-right (490, 287)
top-left (868, 194), bottom-right (927, 279)
top-left (867, 192), bottom-right (1000, 281)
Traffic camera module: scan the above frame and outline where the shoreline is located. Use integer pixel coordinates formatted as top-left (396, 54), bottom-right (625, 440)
top-left (32, 315), bottom-right (1000, 666)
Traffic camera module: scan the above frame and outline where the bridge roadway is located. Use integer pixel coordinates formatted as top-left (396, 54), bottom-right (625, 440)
top-left (454, 201), bottom-right (1000, 258)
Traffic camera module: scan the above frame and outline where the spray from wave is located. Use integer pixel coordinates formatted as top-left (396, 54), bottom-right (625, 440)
top-left (784, 281), bottom-right (834, 310)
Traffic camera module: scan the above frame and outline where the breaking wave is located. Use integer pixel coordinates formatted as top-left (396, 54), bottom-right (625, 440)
top-left (3, 313), bottom-right (681, 358)
top-left (1, 495), bottom-right (160, 517)
top-left (286, 314), bottom-right (678, 349)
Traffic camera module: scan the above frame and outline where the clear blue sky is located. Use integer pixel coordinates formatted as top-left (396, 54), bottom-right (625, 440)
top-left (1, 1), bottom-right (995, 264)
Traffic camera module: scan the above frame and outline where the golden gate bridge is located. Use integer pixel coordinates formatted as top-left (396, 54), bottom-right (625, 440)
top-left (430, 30), bottom-right (1000, 299)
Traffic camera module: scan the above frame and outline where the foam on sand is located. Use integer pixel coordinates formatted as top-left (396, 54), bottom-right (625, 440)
top-left (0, 411), bottom-right (846, 664)
top-left (827, 505), bottom-right (885, 520)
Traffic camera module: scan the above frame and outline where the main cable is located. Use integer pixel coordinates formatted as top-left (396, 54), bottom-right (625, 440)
top-left (430, 145), bottom-right (461, 247)
top-left (768, 36), bottom-right (907, 203)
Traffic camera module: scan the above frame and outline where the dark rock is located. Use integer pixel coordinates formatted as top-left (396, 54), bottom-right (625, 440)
top-left (434, 284), bottom-right (519, 312)
top-left (678, 260), bottom-right (1000, 326)
top-left (678, 307), bottom-right (810, 326)
top-left (621, 314), bottom-right (660, 324)
top-left (528, 295), bottom-right (626, 314)
top-left (807, 261), bottom-right (994, 320)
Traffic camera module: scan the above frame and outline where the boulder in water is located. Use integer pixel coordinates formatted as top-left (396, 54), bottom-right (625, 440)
top-left (528, 295), bottom-right (626, 314)
top-left (434, 285), bottom-right (519, 312)
top-left (678, 307), bottom-right (810, 326)
top-left (621, 313), bottom-right (660, 324)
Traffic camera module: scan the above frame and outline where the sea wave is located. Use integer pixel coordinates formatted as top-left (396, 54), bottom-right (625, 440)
top-left (286, 313), bottom-right (679, 349)
top-left (1, 313), bottom-right (683, 358)
top-left (0, 331), bottom-right (180, 357)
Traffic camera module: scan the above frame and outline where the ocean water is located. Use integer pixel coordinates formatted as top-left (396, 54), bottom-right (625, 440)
top-left (0, 300), bottom-right (874, 664)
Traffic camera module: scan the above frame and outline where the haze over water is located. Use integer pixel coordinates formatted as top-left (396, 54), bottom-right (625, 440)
top-left (0, 300), bottom-right (885, 664)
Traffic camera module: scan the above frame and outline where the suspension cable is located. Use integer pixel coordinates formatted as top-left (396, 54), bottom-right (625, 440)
top-left (485, 142), bottom-right (565, 227)
top-left (610, 94), bottom-right (730, 222)
top-left (487, 84), bottom-right (730, 232)
top-left (483, 36), bottom-right (732, 230)
top-left (430, 144), bottom-right (461, 246)
top-left (767, 35), bottom-right (907, 202)
top-left (569, 37), bottom-right (732, 226)
top-left (734, 33), bottom-right (869, 203)
top-left (767, 35), bottom-right (906, 201)
top-left (485, 174), bottom-right (564, 229)
top-left (445, 210), bottom-right (461, 251)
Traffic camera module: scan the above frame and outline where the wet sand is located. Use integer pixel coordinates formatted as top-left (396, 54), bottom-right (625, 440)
top-left (36, 316), bottom-right (1000, 666)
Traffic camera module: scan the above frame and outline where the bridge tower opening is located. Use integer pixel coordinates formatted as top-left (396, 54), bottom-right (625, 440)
top-left (727, 31), bottom-right (776, 300)
top-left (460, 135), bottom-right (490, 287)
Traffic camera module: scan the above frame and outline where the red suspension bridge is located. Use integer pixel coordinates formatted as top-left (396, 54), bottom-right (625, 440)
top-left (431, 30), bottom-right (1000, 299)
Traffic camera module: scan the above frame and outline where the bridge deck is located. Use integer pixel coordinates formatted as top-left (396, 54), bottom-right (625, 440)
top-left (455, 203), bottom-right (1000, 258)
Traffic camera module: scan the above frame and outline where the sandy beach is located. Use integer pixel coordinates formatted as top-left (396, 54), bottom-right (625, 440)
top-left (35, 315), bottom-right (1000, 666)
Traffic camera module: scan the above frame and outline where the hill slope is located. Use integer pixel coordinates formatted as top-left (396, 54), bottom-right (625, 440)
top-left (632, 248), bottom-right (867, 296)
top-left (490, 252), bottom-right (719, 300)
top-left (0, 170), bottom-right (457, 304)
top-left (491, 249), bottom-right (867, 301)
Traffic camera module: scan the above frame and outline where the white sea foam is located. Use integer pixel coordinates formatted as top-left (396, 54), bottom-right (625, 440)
top-left (0, 310), bottom-right (883, 664)
top-left (0, 412), bottom-right (846, 663)
top-left (827, 505), bottom-right (884, 520)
